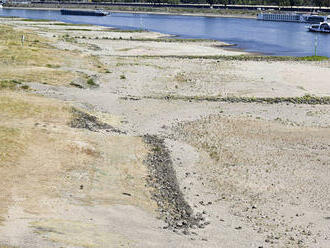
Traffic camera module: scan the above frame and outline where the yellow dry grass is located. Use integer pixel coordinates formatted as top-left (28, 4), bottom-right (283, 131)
top-left (0, 23), bottom-right (154, 247)
top-left (0, 91), bottom-right (70, 170)
top-left (0, 66), bottom-right (77, 85)
top-left (0, 92), bottom-right (154, 248)
top-left (0, 25), bottom-right (105, 86)
top-left (0, 91), bottom-right (71, 122)
top-left (0, 126), bottom-right (23, 166)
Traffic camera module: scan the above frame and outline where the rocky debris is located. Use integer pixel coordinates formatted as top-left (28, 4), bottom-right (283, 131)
top-left (70, 108), bottom-right (126, 134)
top-left (69, 76), bottom-right (99, 89)
top-left (146, 94), bottom-right (330, 105)
top-left (120, 96), bottom-right (141, 101)
top-left (143, 135), bottom-right (203, 233)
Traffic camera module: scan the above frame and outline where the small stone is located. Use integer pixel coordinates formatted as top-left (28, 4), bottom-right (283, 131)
top-left (176, 221), bottom-right (183, 227)
top-left (235, 226), bottom-right (242, 230)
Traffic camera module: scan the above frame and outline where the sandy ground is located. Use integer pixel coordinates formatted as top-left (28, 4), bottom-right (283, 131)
top-left (0, 18), bottom-right (330, 248)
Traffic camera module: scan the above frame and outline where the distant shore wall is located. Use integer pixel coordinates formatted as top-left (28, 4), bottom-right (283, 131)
top-left (4, 2), bottom-right (330, 13)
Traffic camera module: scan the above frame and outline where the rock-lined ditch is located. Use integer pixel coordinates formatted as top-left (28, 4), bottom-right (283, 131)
top-left (145, 95), bottom-right (330, 105)
top-left (143, 135), bottom-right (204, 234)
top-left (70, 108), bottom-right (126, 134)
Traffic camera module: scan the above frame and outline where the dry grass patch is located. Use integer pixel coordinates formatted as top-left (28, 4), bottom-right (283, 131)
top-left (0, 91), bottom-right (71, 122)
top-left (0, 93), bottom-right (155, 242)
top-left (0, 66), bottom-right (78, 85)
top-left (0, 25), bottom-right (105, 86)
top-left (0, 126), bottom-right (24, 167)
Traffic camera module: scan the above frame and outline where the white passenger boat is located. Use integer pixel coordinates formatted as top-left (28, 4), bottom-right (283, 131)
top-left (308, 22), bottom-right (330, 33)
top-left (257, 13), bottom-right (327, 24)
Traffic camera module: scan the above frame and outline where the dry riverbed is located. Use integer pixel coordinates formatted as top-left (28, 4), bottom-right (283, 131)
top-left (0, 17), bottom-right (329, 248)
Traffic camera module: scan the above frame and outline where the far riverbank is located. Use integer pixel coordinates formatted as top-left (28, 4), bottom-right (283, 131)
top-left (1, 7), bottom-right (329, 57)
top-left (3, 4), bottom-right (257, 19)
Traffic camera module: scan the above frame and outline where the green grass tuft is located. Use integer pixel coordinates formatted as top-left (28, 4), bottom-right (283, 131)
top-left (298, 56), bottom-right (329, 61)
top-left (86, 78), bottom-right (98, 87)
top-left (0, 80), bottom-right (22, 90)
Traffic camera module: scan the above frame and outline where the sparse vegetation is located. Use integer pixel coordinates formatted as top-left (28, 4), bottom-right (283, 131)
top-left (145, 94), bottom-right (330, 105)
top-left (86, 78), bottom-right (99, 87)
top-left (0, 80), bottom-right (21, 90)
top-left (46, 64), bottom-right (60, 68)
top-left (0, 25), bottom-right (106, 86)
top-left (174, 72), bottom-right (191, 83)
top-left (64, 28), bottom-right (93, 31)
top-left (0, 126), bottom-right (23, 166)
top-left (20, 85), bottom-right (29, 90)
top-left (69, 82), bottom-right (84, 88)
top-left (134, 54), bottom-right (329, 61)
top-left (1, 12), bottom-right (329, 247)
top-left (20, 18), bottom-right (53, 22)
top-left (298, 56), bottom-right (329, 61)
top-left (109, 28), bottom-right (146, 33)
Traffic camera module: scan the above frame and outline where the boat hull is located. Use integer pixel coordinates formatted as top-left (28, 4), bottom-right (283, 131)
top-left (308, 28), bottom-right (330, 33)
top-left (308, 22), bottom-right (330, 33)
top-left (60, 9), bottom-right (108, 16)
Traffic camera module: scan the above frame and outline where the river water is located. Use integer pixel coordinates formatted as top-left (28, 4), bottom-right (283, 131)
top-left (1, 8), bottom-right (329, 57)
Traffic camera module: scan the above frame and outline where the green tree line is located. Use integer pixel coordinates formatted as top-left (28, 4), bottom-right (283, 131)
top-left (89, 0), bottom-right (330, 7)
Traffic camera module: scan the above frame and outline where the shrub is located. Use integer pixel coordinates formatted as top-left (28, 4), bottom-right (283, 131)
top-left (86, 78), bottom-right (99, 87)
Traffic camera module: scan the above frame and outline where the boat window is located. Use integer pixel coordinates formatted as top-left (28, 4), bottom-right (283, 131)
top-left (309, 16), bottom-right (324, 22)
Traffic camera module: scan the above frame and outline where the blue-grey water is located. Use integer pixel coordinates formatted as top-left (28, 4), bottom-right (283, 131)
top-left (0, 8), bottom-right (329, 57)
